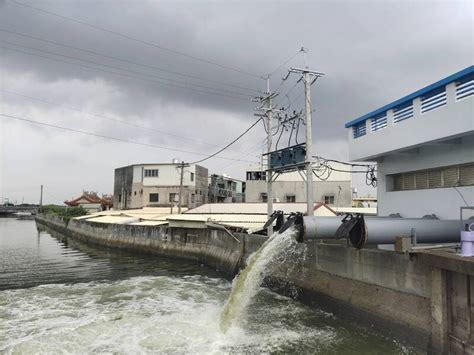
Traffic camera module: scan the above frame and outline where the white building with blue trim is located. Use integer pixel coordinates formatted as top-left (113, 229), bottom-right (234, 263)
top-left (346, 66), bottom-right (473, 219)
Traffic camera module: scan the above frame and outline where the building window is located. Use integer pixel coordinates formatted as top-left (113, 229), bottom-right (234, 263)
top-left (260, 193), bottom-right (268, 202)
top-left (286, 195), bottom-right (296, 203)
top-left (456, 74), bottom-right (474, 101)
top-left (352, 122), bottom-right (366, 139)
top-left (371, 113), bottom-right (387, 132)
top-left (149, 193), bottom-right (159, 202)
top-left (393, 101), bottom-right (414, 123)
top-left (389, 163), bottom-right (474, 191)
top-left (144, 169), bottom-right (159, 177)
top-left (118, 194), bottom-right (122, 202)
top-left (134, 191), bottom-right (137, 196)
top-left (324, 195), bottom-right (335, 205)
top-left (169, 193), bottom-right (178, 203)
top-left (246, 171), bottom-right (267, 181)
top-left (191, 194), bottom-right (195, 203)
top-left (190, 173), bottom-right (194, 182)
top-left (420, 86), bottom-right (447, 114)
top-left (460, 164), bottom-right (474, 185)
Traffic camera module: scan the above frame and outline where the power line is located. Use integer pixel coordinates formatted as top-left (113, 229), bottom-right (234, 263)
top-left (0, 40), bottom-right (252, 99)
top-left (0, 45), bottom-right (251, 102)
top-left (0, 89), bottom-right (222, 148)
top-left (0, 28), bottom-right (258, 93)
top-left (268, 48), bottom-right (303, 77)
top-left (313, 155), bottom-right (376, 168)
top-left (218, 139), bottom-right (267, 171)
top-left (10, 0), bottom-right (264, 80)
top-left (191, 117), bottom-right (263, 164)
top-left (0, 112), bottom-right (256, 163)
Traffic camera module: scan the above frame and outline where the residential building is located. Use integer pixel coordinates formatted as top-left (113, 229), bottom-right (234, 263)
top-left (345, 66), bottom-right (473, 219)
top-left (64, 191), bottom-right (113, 213)
top-left (113, 163), bottom-right (208, 210)
top-left (245, 161), bottom-right (352, 207)
top-left (208, 174), bottom-right (245, 203)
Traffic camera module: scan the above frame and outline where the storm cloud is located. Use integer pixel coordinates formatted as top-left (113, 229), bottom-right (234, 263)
top-left (0, 0), bottom-right (472, 203)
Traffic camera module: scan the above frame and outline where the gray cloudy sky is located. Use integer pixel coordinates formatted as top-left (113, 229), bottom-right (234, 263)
top-left (0, 0), bottom-right (472, 204)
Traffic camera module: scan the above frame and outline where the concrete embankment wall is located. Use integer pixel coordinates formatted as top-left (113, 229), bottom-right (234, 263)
top-left (36, 214), bottom-right (253, 276)
top-left (36, 214), bottom-right (473, 354)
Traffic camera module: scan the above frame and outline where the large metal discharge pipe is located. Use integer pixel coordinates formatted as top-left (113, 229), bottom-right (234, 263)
top-left (302, 216), bottom-right (461, 248)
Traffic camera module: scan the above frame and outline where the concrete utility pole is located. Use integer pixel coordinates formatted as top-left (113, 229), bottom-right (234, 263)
top-left (286, 57), bottom-right (324, 217)
top-left (304, 70), bottom-right (314, 216)
top-left (253, 78), bottom-right (279, 236)
top-left (178, 161), bottom-right (190, 214)
top-left (266, 76), bottom-right (274, 237)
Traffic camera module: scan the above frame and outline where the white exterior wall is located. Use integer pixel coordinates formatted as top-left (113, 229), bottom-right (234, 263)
top-left (245, 180), bottom-right (352, 206)
top-left (133, 164), bottom-right (197, 186)
top-left (348, 83), bottom-right (473, 162)
top-left (377, 135), bottom-right (474, 219)
top-left (346, 69), bottom-right (474, 219)
top-left (246, 162), bottom-right (352, 205)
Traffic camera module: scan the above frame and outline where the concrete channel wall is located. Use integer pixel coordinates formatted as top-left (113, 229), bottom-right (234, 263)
top-left (36, 214), bottom-right (473, 354)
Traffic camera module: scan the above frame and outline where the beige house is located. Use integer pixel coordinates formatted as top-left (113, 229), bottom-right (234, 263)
top-left (113, 163), bottom-right (208, 210)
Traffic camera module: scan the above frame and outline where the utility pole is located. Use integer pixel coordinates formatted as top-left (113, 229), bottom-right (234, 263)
top-left (178, 161), bottom-right (189, 214)
top-left (254, 77), bottom-right (278, 236)
top-left (304, 69), bottom-right (314, 216)
top-left (39, 184), bottom-right (43, 207)
top-left (265, 76), bottom-right (274, 237)
top-left (284, 51), bottom-right (324, 217)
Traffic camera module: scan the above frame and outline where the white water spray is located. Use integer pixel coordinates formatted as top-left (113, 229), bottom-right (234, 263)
top-left (220, 228), bottom-right (300, 332)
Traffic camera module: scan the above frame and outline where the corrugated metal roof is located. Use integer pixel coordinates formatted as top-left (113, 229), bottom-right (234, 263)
top-left (186, 203), bottom-right (336, 215)
top-left (73, 205), bottom-right (334, 231)
top-left (86, 216), bottom-right (140, 224)
top-left (129, 220), bottom-right (168, 226)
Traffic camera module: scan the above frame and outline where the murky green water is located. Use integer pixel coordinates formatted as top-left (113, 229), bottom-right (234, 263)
top-left (0, 218), bottom-right (422, 353)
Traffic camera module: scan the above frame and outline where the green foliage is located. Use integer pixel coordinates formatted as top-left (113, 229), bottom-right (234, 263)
top-left (41, 205), bottom-right (88, 218)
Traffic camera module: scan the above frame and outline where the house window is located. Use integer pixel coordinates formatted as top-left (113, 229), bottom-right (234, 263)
top-left (286, 195), bottom-right (296, 203)
top-left (169, 193), bottom-right (178, 203)
top-left (190, 173), bottom-right (194, 182)
top-left (324, 195), bottom-right (335, 205)
top-left (149, 193), bottom-right (159, 202)
top-left (144, 169), bottom-right (159, 177)
top-left (260, 193), bottom-right (268, 202)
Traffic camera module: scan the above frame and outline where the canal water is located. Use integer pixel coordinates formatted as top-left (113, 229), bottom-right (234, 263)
top-left (0, 218), bottom-right (420, 354)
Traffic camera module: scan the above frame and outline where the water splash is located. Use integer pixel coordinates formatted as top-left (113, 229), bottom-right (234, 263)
top-left (220, 228), bottom-right (300, 332)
